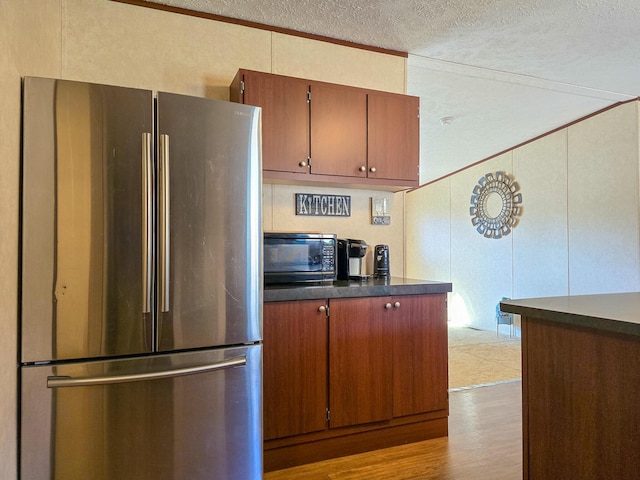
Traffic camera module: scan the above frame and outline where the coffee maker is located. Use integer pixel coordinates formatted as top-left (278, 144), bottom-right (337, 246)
top-left (337, 239), bottom-right (369, 280)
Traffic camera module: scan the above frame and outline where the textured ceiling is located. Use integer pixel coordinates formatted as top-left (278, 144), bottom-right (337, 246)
top-left (149, 0), bottom-right (640, 183)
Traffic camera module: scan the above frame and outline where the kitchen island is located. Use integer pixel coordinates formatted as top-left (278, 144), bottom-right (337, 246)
top-left (263, 277), bottom-right (452, 471)
top-left (500, 293), bottom-right (640, 480)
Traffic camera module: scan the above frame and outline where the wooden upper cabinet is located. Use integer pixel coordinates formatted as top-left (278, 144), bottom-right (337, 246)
top-left (310, 84), bottom-right (367, 178)
top-left (238, 70), bottom-right (310, 174)
top-left (230, 69), bottom-right (419, 189)
top-left (263, 300), bottom-right (329, 440)
top-left (368, 93), bottom-right (420, 182)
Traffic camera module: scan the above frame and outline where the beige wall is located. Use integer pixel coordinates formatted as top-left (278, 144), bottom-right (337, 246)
top-left (264, 185), bottom-right (405, 277)
top-left (0, 1), bottom-right (407, 477)
top-left (61, 3), bottom-right (406, 99)
top-left (1, 3), bottom-right (62, 478)
top-left (406, 101), bottom-right (640, 332)
top-left (272, 33), bottom-right (407, 92)
top-left (566, 103), bottom-right (640, 294)
top-left (512, 130), bottom-right (569, 299)
top-left (449, 153), bottom-right (513, 330)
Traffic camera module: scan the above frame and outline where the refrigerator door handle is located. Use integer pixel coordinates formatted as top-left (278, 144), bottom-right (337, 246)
top-left (142, 132), bottom-right (153, 314)
top-left (159, 133), bottom-right (171, 313)
top-left (46, 356), bottom-right (247, 388)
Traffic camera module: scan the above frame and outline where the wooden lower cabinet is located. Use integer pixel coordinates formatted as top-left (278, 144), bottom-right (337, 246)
top-left (263, 300), bottom-right (328, 441)
top-left (263, 293), bottom-right (449, 471)
top-left (392, 294), bottom-right (448, 417)
top-left (329, 297), bottom-right (393, 428)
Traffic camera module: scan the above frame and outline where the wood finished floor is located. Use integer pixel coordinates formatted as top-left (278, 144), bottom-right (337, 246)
top-left (264, 381), bottom-right (522, 480)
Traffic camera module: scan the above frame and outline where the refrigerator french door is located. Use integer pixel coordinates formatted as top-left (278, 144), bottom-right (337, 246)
top-left (20, 77), bottom-right (262, 480)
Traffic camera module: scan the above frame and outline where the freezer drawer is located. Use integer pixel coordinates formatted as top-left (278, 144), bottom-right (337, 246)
top-left (20, 346), bottom-right (262, 480)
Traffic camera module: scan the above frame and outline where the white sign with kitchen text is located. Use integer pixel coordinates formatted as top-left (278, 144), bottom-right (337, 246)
top-left (295, 193), bottom-right (351, 217)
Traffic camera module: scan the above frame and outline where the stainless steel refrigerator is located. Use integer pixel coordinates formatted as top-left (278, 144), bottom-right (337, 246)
top-left (20, 77), bottom-right (262, 480)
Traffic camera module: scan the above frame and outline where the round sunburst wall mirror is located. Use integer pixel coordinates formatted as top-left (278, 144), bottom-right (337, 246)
top-left (469, 171), bottom-right (522, 239)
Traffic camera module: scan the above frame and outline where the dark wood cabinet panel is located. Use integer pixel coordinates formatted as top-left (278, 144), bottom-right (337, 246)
top-left (231, 69), bottom-right (419, 190)
top-left (368, 93), bottom-right (420, 182)
top-left (392, 294), bottom-right (448, 417)
top-left (329, 297), bottom-right (393, 428)
top-left (263, 300), bottom-right (328, 440)
top-left (238, 70), bottom-right (310, 174)
top-left (522, 317), bottom-right (640, 480)
top-left (310, 83), bottom-right (367, 178)
top-left (264, 293), bottom-right (449, 470)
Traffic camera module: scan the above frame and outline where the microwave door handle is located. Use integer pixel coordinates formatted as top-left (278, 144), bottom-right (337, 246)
top-left (47, 356), bottom-right (247, 388)
top-left (159, 134), bottom-right (170, 313)
top-left (142, 133), bottom-right (153, 314)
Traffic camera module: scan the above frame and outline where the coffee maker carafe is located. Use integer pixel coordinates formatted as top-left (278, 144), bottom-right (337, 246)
top-left (337, 239), bottom-right (369, 280)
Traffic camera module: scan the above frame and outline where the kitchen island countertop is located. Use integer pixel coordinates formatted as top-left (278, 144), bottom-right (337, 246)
top-left (500, 292), bottom-right (640, 337)
top-left (264, 277), bottom-right (452, 302)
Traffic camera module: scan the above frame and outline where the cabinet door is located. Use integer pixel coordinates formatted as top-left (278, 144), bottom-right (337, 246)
top-left (368, 93), bottom-right (419, 182)
top-left (242, 71), bottom-right (310, 174)
top-left (263, 300), bottom-right (328, 440)
top-left (329, 297), bottom-right (393, 428)
top-left (392, 294), bottom-right (448, 417)
top-left (310, 84), bottom-right (367, 178)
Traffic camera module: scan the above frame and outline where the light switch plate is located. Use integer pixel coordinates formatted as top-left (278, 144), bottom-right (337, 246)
top-left (371, 197), bottom-right (391, 225)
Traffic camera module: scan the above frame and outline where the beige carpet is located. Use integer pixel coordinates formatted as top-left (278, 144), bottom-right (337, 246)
top-left (448, 326), bottom-right (521, 390)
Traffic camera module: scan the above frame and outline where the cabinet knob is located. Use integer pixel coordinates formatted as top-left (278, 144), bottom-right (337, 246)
top-left (394, 301), bottom-right (401, 309)
top-left (359, 165), bottom-right (366, 172)
top-left (369, 167), bottom-right (377, 173)
top-left (385, 303), bottom-right (392, 309)
top-left (299, 161), bottom-right (308, 168)
top-left (318, 305), bottom-right (326, 313)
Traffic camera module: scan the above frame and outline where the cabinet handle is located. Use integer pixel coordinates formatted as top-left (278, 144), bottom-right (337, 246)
top-left (394, 301), bottom-right (401, 309)
top-left (370, 167), bottom-right (377, 173)
top-left (299, 161), bottom-right (308, 168)
top-left (385, 303), bottom-right (392, 309)
top-left (318, 305), bottom-right (326, 313)
top-left (359, 165), bottom-right (366, 172)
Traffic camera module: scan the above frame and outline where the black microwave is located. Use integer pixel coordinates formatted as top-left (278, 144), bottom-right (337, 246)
top-left (264, 232), bottom-right (337, 284)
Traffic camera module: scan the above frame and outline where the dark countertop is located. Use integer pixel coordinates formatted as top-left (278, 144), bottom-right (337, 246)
top-left (500, 292), bottom-right (640, 337)
top-left (264, 277), bottom-right (452, 302)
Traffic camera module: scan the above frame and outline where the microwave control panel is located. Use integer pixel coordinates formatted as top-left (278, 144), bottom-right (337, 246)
top-left (322, 243), bottom-right (336, 273)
